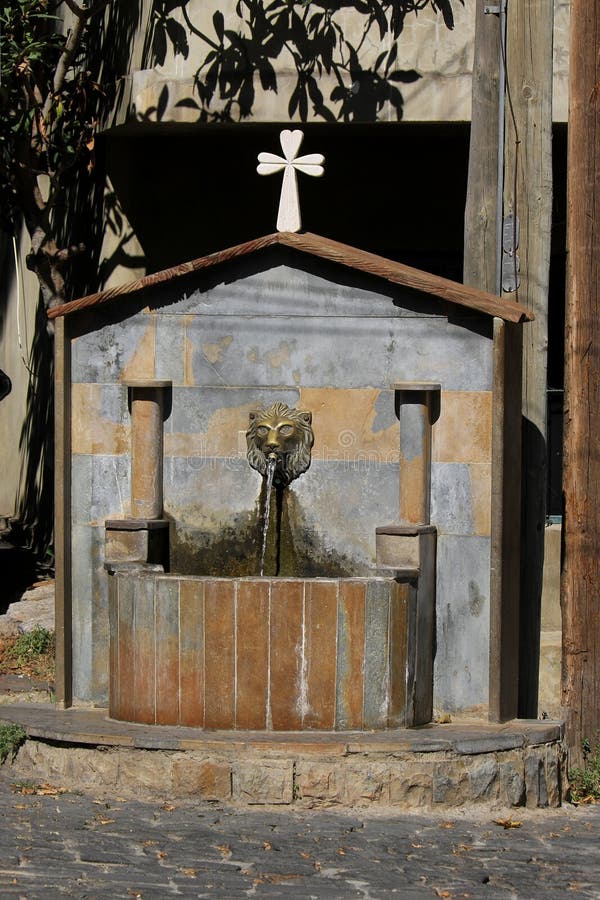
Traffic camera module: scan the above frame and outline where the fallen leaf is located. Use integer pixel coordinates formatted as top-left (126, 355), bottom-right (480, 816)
top-left (493, 818), bottom-right (522, 829)
top-left (96, 817), bottom-right (115, 826)
top-left (434, 890), bottom-right (452, 898)
top-left (157, 850), bottom-right (168, 859)
top-left (142, 840), bottom-right (158, 847)
top-left (161, 803), bottom-right (175, 811)
top-left (217, 844), bottom-right (231, 857)
top-left (37, 784), bottom-right (68, 796)
top-left (180, 868), bottom-right (197, 877)
top-left (263, 841), bottom-right (273, 851)
top-left (452, 844), bottom-right (473, 856)
top-left (337, 848), bottom-right (346, 855)
top-left (300, 851), bottom-right (312, 859)
top-left (439, 821), bottom-right (455, 829)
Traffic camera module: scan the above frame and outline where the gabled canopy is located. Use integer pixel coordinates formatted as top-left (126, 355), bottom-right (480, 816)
top-left (48, 231), bottom-right (534, 324)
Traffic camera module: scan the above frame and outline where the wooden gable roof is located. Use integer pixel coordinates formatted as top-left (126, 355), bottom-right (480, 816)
top-left (48, 231), bottom-right (534, 324)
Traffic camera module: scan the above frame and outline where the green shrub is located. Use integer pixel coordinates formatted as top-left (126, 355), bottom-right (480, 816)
top-left (0, 723), bottom-right (26, 764)
top-left (569, 735), bottom-right (600, 803)
top-left (8, 625), bottom-right (54, 665)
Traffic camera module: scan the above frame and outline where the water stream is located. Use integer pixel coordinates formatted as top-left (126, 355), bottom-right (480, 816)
top-left (259, 457), bottom-right (277, 576)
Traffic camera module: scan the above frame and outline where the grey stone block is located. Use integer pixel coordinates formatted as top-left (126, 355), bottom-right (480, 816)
top-left (182, 314), bottom-right (492, 392)
top-left (434, 535), bottom-right (491, 713)
top-left (72, 314), bottom-right (150, 383)
top-left (431, 462), bottom-right (474, 535)
top-left (525, 752), bottom-right (547, 808)
top-left (468, 757), bottom-right (499, 801)
top-left (499, 761), bottom-right (526, 806)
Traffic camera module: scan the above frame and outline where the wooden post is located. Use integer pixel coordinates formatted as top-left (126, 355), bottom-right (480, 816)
top-left (503, 0), bottom-right (553, 718)
top-left (562, 0), bottom-right (600, 766)
top-left (463, 0), bottom-right (501, 294)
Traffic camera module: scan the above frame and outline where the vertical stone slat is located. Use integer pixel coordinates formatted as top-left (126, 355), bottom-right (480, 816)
top-left (388, 580), bottom-right (410, 726)
top-left (236, 580), bottom-right (269, 729)
top-left (413, 530), bottom-right (436, 725)
top-left (133, 577), bottom-right (156, 724)
top-left (204, 580), bottom-right (235, 728)
top-left (155, 577), bottom-right (180, 725)
top-left (179, 579), bottom-right (205, 727)
top-left (335, 580), bottom-right (366, 730)
top-left (108, 574), bottom-right (119, 719)
top-left (116, 574), bottom-right (135, 721)
top-left (304, 580), bottom-right (338, 729)
top-left (269, 580), bottom-right (304, 730)
top-left (363, 580), bottom-right (391, 728)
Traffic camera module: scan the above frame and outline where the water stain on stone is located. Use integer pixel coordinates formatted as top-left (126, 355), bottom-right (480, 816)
top-left (468, 580), bottom-right (484, 616)
top-left (201, 335), bottom-right (233, 364)
top-left (169, 486), bottom-right (355, 579)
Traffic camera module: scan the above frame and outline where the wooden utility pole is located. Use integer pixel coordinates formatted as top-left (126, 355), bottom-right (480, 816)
top-left (465, 0), bottom-right (553, 720)
top-left (562, 0), bottom-right (600, 766)
top-left (463, 1), bottom-right (501, 295)
top-left (503, 0), bottom-right (553, 718)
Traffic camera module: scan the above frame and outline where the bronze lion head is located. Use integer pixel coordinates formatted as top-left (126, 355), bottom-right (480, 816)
top-left (246, 402), bottom-right (314, 486)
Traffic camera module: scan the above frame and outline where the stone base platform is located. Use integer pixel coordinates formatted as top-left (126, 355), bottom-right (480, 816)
top-left (0, 704), bottom-right (566, 809)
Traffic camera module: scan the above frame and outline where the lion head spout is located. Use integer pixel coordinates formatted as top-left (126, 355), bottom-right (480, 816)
top-left (246, 402), bottom-right (314, 486)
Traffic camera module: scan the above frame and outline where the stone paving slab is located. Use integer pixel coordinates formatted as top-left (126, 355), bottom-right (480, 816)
top-left (0, 764), bottom-right (598, 899)
top-left (0, 702), bottom-right (563, 753)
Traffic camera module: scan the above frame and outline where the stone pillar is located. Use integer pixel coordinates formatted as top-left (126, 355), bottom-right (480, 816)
top-left (126, 381), bottom-right (171, 519)
top-left (394, 382), bottom-right (440, 526)
top-left (105, 381), bottom-right (171, 569)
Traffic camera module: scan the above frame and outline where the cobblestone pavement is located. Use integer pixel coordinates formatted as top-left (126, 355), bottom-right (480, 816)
top-left (0, 766), bottom-right (599, 900)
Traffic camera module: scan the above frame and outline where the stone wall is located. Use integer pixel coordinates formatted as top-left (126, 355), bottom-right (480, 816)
top-left (13, 736), bottom-right (565, 808)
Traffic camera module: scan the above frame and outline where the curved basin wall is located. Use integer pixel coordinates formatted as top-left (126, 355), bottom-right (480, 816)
top-left (108, 572), bottom-right (432, 730)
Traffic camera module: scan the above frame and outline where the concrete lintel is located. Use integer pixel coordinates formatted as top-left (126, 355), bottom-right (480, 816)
top-left (392, 382), bottom-right (442, 392)
top-left (105, 518), bottom-right (170, 532)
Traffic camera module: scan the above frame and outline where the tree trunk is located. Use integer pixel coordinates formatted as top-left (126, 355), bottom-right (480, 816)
top-left (562, 0), bottom-right (600, 767)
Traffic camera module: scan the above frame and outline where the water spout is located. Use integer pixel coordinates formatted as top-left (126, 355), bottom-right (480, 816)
top-left (259, 456), bottom-right (277, 576)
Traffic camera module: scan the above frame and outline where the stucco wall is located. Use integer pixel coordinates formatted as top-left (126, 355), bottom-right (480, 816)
top-left (105, 0), bottom-right (569, 127)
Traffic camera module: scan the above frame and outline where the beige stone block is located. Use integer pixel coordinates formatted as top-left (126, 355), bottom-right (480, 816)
top-left (172, 758), bottom-right (232, 800)
top-left (233, 760), bottom-right (294, 804)
top-left (71, 383), bottom-right (129, 455)
top-left (469, 463), bottom-right (492, 536)
top-left (184, 315), bottom-right (195, 386)
top-left (165, 401), bottom-right (253, 458)
top-left (376, 532), bottom-right (420, 569)
top-left (117, 751), bottom-right (173, 795)
top-left (541, 525), bottom-right (562, 630)
top-left (119, 319), bottom-right (156, 382)
top-left (300, 388), bottom-right (397, 463)
top-left (433, 392), bottom-right (492, 464)
top-left (295, 762), bottom-right (342, 801)
top-left (538, 634), bottom-right (561, 719)
top-left (389, 770), bottom-right (433, 806)
top-left (343, 765), bottom-right (389, 803)
top-left (105, 529), bottom-right (149, 562)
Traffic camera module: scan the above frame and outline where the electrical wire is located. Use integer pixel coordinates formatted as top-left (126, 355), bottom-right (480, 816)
top-left (12, 234), bottom-right (35, 377)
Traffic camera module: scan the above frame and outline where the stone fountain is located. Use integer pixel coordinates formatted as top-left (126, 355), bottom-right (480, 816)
top-left (50, 131), bottom-right (534, 737)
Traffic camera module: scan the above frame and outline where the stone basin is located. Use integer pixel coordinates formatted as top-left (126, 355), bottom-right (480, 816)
top-left (108, 572), bottom-right (433, 731)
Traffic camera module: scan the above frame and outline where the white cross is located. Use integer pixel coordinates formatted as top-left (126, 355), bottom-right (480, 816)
top-left (257, 130), bottom-right (325, 233)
